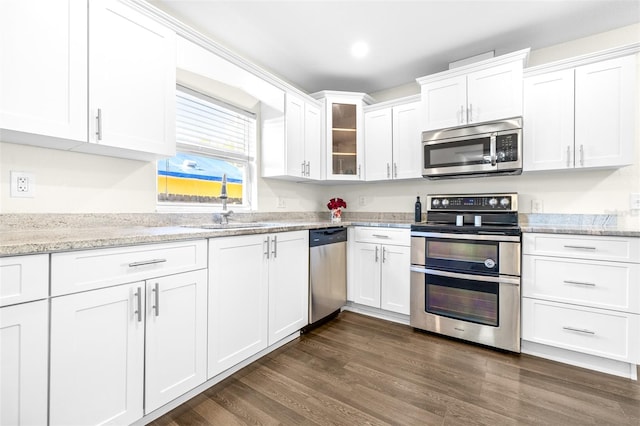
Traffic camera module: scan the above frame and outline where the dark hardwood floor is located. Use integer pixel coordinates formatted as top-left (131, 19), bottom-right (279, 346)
top-left (149, 311), bottom-right (640, 425)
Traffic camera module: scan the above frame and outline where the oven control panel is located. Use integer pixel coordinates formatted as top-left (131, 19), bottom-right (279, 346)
top-left (427, 193), bottom-right (518, 211)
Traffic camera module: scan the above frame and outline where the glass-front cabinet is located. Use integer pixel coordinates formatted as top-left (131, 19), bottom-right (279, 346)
top-left (313, 91), bottom-right (372, 180)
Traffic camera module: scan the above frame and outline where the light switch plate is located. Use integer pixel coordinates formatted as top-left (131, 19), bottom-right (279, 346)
top-left (531, 199), bottom-right (543, 213)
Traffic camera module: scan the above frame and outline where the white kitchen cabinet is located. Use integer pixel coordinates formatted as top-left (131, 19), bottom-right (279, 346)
top-left (313, 91), bottom-right (373, 181)
top-left (208, 230), bottom-right (308, 378)
top-left (0, 0), bottom-right (176, 160)
top-left (262, 93), bottom-right (322, 180)
top-left (0, 300), bottom-right (48, 426)
top-left (0, 0), bottom-right (87, 145)
top-left (50, 240), bottom-right (207, 425)
top-left (524, 54), bottom-right (636, 171)
top-left (364, 99), bottom-right (422, 181)
top-left (522, 232), bottom-right (640, 378)
top-left (350, 228), bottom-right (411, 315)
top-left (418, 50), bottom-right (528, 131)
top-left (50, 282), bottom-right (145, 426)
top-left (0, 254), bottom-right (49, 307)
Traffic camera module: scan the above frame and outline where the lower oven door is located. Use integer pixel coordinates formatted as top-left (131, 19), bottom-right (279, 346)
top-left (410, 266), bottom-right (521, 352)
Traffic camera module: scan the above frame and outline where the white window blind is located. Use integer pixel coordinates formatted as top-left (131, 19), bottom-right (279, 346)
top-left (176, 86), bottom-right (255, 161)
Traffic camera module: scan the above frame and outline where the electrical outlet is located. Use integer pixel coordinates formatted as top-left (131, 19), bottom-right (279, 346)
top-left (358, 196), bottom-right (366, 207)
top-left (276, 197), bottom-right (286, 208)
top-left (531, 199), bottom-right (543, 213)
top-left (630, 193), bottom-right (640, 210)
top-left (10, 171), bottom-right (35, 198)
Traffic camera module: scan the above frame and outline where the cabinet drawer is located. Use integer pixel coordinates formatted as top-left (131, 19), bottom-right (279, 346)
top-left (522, 298), bottom-right (639, 363)
top-left (51, 240), bottom-right (207, 296)
top-left (354, 227), bottom-right (410, 246)
top-left (523, 233), bottom-right (640, 263)
top-left (523, 255), bottom-right (640, 313)
top-left (0, 254), bottom-right (49, 307)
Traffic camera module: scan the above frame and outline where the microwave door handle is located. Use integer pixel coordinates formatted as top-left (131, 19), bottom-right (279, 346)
top-left (490, 134), bottom-right (497, 167)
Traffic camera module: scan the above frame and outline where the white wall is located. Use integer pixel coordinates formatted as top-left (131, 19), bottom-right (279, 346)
top-left (1, 24), bottom-right (638, 221)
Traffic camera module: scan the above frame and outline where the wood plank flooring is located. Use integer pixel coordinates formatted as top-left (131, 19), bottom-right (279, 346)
top-left (149, 311), bottom-right (640, 425)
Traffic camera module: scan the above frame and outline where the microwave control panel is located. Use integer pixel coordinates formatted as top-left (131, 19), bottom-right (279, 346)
top-left (496, 133), bottom-right (518, 162)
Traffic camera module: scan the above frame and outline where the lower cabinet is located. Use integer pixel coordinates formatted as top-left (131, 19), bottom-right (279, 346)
top-left (0, 300), bottom-right (49, 426)
top-left (50, 269), bottom-right (207, 425)
top-left (350, 227), bottom-right (411, 315)
top-left (208, 231), bottom-right (309, 378)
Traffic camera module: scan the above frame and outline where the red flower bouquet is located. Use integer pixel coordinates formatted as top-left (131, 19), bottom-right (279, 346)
top-left (327, 197), bottom-right (347, 210)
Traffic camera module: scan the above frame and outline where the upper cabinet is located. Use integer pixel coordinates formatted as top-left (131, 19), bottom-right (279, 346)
top-left (524, 50), bottom-right (637, 171)
top-left (417, 49), bottom-right (529, 131)
top-left (0, 0), bottom-right (88, 145)
top-left (0, 0), bottom-right (176, 160)
top-left (313, 91), bottom-right (373, 181)
top-left (261, 92), bottom-right (322, 180)
top-left (364, 98), bottom-right (422, 181)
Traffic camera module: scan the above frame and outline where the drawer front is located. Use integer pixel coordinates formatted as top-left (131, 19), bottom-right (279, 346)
top-left (354, 227), bottom-right (410, 246)
top-left (51, 240), bottom-right (207, 296)
top-left (0, 254), bottom-right (49, 307)
top-left (523, 255), bottom-right (640, 313)
top-left (523, 233), bottom-right (640, 263)
top-left (522, 298), bottom-right (639, 363)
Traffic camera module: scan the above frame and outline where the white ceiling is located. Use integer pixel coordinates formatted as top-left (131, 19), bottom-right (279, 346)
top-left (151, 0), bottom-right (640, 94)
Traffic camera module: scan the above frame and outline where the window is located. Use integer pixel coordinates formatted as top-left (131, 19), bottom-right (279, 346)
top-left (157, 86), bottom-right (256, 208)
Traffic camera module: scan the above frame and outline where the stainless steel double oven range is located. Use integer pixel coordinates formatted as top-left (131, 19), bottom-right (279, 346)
top-left (410, 193), bottom-right (521, 352)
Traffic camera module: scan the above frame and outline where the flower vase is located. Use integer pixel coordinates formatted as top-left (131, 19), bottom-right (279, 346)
top-left (330, 208), bottom-right (342, 223)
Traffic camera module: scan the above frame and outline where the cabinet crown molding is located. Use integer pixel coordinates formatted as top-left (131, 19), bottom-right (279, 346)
top-left (363, 94), bottom-right (421, 112)
top-left (416, 48), bottom-right (530, 85)
top-left (524, 42), bottom-right (640, 77)
top-left (310, 90), bottom-right (375, 105)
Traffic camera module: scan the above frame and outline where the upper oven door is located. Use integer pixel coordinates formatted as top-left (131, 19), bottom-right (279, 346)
top-left (424, 233), bottom-right (521, 277)
top-left (422, 132), bottom-right (495, 177)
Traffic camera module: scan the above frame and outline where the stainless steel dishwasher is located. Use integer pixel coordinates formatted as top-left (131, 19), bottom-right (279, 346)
top-left (306, 227), bottom-right (347, 329)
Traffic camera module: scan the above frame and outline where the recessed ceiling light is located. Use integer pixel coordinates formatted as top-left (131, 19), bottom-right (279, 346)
top-left (351, 41), bottom-right (369, 59)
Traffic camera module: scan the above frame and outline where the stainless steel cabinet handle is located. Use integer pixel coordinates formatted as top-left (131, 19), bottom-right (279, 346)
top-left (387, 163), bottom-right (390, 178)
top-left (579, 145), bottom-right (584, 166)
top-left (134, 287), bottom-right (142, 322)
top-left (382, 246), bottom-right (387, 263)
top-left (460, 105), bottom-right (464, 124)
top-left (567, 146), bottom-right (571, 168)
top-left (563, 245), bottom-right (596, 250)
top-left (96, 108), bottom-right (102, 141)
top-left (372, 234), bottom-right (390, 238)
top-left (271, 235), bottom-right (277, 258)
top-left (306, 161), bottom-right (310, 176)
top-left (468, 104), bottom-right (473, 122)
top-left (153, 282), bottom-right (160, 317)
top-left (301, 162), bottom-right (305, 176)
top-left (563, 326), bottom-right (595, 335)
top-left (358, 164), bottom-right (361, 179)
top-left (128, 258), bottom-right (167, 268)
top-left (393, 163), bottom-right (397, 178)
top-left (563, 280), bottom-right (596, 287)
top-left (264, 237), bottom-right (270, 259)
top-left (375, 246), bottom-right (379, 262)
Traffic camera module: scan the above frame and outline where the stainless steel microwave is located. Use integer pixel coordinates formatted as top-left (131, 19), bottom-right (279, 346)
top-left (422, 117), bottom-right (522, 179)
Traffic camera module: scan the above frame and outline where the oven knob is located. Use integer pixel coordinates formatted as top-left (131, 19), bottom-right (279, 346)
top-left (500, 198), bottom-right (510, 207)
top-left (489, 198), bottom-right (498, 207)
top-left (484, 259), bottom-right (496, 268)
top-left (432, 199), bottom-right (440, 207)
top-left (441, 199), bottom-right (449, 207)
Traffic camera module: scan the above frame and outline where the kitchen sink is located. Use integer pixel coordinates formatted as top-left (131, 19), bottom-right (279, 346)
top-left (181, 222), bottom-right (274, 230)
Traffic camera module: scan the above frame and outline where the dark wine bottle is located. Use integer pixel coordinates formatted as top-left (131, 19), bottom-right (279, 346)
top-left (414, 196), bottom-right (422, 223)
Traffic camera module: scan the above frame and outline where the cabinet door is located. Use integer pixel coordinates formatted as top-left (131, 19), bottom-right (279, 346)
top-left (0, 0), bottom-right (86, 142)
top-left (380, 245), bottom-right (411, 315)
top-left (467, 61), bottom-right (523, 123)
top-left (0, 301), bottom-right (48, 426)
top-left (575, 55), bottom-right (636, 168)
top-left (208, 235), bottom-right (268, 378)
top-left (50, 283), bottom-right (144, 426)
top-left (351, 242), bottom-right (381, 308)
top-left (392, 102), bottom-right (422, 179)
top-left (285, 94), bottom-right (306, 177)
top-left (326, 97), bottom-right (364, 180)
top-left (422, 75), bottom-right (467, 130)
top-left (268, 231), bottom-right (309, 345)
top-left (145, 269), bottom-right (208, 413)
top-left (304, 102), bottom-right (322, 180)
top-left (89, 0), bottom-right (176, 156)
top-left (523, 69), bottom-right (575, 171)
top-left (364, 108), bottom-right (393, 181)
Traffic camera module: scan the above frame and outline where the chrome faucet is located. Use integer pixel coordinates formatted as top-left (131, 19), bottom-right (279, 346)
top-left (218, 173), bottom-right (233, 224)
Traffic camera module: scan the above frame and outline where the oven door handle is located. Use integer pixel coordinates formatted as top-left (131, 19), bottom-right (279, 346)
top-left (410, 266), bottom-right (520, 286)
top-left (410, 232), bottom-right (520, 242)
